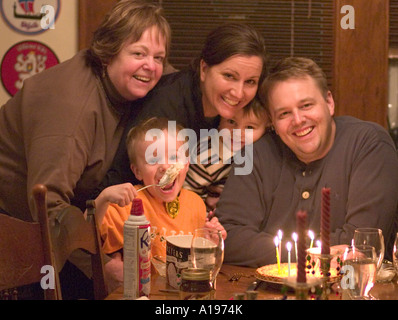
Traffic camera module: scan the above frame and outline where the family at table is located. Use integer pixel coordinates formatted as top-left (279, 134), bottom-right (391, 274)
top-left (0, 0), bottom-right (397, 299)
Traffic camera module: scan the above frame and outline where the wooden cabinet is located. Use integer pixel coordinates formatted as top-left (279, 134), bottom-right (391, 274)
top-left (333, 0), bottom-right (389, 127)
top-left (78, 0), bottom-right (117, 51)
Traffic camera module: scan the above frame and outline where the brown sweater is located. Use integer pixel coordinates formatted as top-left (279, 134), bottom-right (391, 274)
top-left (0, 50), bottom-right (131, 221)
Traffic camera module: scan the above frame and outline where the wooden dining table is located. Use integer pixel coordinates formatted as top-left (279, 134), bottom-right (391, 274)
top-left (105, 264), bottom-right (398, 300)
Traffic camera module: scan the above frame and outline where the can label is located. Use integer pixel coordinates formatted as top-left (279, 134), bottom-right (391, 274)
top-left (165, 235), bottom-right (192, 289)
top-left (124, 224), bottom-right (151, 299)
top-left (138, 225), bottom-right (151, 296)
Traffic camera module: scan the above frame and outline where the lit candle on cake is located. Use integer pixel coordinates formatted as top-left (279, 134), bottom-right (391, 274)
top-left (274, 236), bottom-right (281, 274)
top-left (277, 229), bottom-right (283, 262)
top-left (286, 241), bottom-right (292, 277)
top-left (308, 230), bottom-right (315, 249)
top-left (321, 187), bottom-right (331, 255)
top-left (296, 210), bottom-right (307, 283)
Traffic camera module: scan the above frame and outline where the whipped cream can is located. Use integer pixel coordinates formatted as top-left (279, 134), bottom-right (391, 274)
top-left (123, 198), bottom-right (151, 299)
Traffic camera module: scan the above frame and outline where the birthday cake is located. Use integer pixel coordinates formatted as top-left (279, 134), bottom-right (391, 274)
top-left (255, 262), bottom-right (340, 283)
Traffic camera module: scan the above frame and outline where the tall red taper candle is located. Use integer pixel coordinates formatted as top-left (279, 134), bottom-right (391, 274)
top-left (321, 187), bottom-right (331, 255)
top-left (296, 210), bottom-right (307, 283)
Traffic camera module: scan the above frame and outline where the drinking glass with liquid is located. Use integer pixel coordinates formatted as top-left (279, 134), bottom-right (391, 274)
top-left (353, 228), bottom-right (384, 271)
top-left (393, 233), bottom-right (398, 273)
top-left (191, 228), bottom-right (224, 291)
top-left (341, 245), bottom-right (377, 300)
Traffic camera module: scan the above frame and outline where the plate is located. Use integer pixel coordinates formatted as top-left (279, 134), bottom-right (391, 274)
top-left (255, 263), bottom-right (340, 285)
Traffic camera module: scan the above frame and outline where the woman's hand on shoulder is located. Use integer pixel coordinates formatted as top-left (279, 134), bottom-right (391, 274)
top-left (204, 215), bottom-right (227, 240)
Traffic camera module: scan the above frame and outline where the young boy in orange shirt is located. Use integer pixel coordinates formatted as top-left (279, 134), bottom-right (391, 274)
top-left (96, 117), bottom-right (227, 262)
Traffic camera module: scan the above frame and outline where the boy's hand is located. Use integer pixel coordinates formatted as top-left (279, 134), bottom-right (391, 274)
top-left (204, 215), bottom-right (227, 240)
top-left (99, 183), bottom-right (138, 207)
top-left (94, 183), bottom-right (138, 225)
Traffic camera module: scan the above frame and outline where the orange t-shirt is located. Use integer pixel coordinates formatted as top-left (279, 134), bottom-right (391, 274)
top-left (100, 186), bottom-right (206, 258)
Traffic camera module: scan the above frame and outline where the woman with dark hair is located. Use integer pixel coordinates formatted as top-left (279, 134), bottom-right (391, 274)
top-left (99, 22), bottom-right (268, 190)
top-left (0, 0), bottom-right (171, 298)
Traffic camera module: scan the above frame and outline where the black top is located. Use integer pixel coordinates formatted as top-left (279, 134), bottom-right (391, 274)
top-left (94, 68), bottom-right (220, 194)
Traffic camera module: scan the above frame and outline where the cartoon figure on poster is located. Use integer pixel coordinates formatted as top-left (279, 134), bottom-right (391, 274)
top-left (14, 51), bottom-right (47, 90)
top-left (1, 41), bottom-right (59, 97)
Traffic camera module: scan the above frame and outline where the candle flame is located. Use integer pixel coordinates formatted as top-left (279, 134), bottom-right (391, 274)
top-left (292, 232), bottom-right (298, 241)
top-left (278, 229), bottom-right (283, 240)
top-left (316, 240), bottom-right (322, 248)
top-left (274, 236), bottom-right (279, 247)
top-left (308, 230), bottom-right (314, 239)
top-left (286, 241), bottom-right (292, 251)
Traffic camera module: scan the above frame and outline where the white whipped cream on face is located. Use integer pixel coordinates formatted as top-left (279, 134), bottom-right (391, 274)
top-left (159, 163), bottom-right (185, 187)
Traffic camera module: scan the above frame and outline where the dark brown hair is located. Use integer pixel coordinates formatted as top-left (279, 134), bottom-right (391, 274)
top-left (242, 97), bottom-right (266, 119)
top-left (87, 0), bottom-right (171, 71)
top-left (192, 23), bottom-right (268, 83)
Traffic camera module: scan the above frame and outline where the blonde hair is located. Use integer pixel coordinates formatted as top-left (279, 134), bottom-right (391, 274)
top-left (259, 57), bottom-right (329, 119)
top-left (126, 117), bottom-right (185, 166)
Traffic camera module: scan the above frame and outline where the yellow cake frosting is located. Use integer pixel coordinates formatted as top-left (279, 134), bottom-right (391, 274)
top-left (255, 262), bottom-right (340, 283)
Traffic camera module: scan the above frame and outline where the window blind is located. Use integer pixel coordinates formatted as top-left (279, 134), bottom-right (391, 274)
top-left (390, 0), bottom-right (398, 50)
top-left (155, 0), bottom-right (334, 87)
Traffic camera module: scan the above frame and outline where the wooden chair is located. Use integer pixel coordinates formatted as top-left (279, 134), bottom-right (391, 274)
top-left (0, 184), bottom-right (108, 300)
top-left (0, 184), bottom-right (60, 300)
top-left (50, 200), bottom-right (108, 300)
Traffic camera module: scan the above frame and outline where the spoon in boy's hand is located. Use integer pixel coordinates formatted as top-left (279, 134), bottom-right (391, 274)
top-left (136, 163), bottom-right (185, 192)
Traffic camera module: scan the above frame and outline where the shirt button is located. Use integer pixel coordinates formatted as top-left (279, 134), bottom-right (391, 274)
top-left (302, 191), bottom-right (310, 199)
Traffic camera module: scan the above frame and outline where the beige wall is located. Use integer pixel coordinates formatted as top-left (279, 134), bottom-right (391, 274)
top-left (0, 0), bottom-right (78, 105)
top-left (389, 60), bottom-right (398, 129)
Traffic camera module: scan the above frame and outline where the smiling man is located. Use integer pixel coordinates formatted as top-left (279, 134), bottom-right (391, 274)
top-left (268, 74), bottom-right (335, 164)
top-left (216, 57), bottom-right (398, 267)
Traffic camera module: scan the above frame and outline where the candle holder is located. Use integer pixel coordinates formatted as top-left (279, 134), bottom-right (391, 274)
top-left (318, 254), bottom-right (332, 300)
top-left (283, 277), bottom-right (321, 300)
top-left (305, 247), bottom-right (345, 299)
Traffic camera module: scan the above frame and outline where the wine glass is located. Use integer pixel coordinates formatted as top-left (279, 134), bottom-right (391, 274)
top-left (341, 245), bottom-right (378, 300)
top-left (353, 228), bottom-right (385, 271)
top-left (190, 228), bottom-right (224, 288)
top-left (393, 233), bottom-right (398, 273)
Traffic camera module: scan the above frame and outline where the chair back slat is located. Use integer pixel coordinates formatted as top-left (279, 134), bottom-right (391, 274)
top-left (0, 184), bottom-right (59, 299)
top-left (0, 184), bottom-right (107, 300)
top-left (50, 201), bottom-right (108, 300)
top-left (0, 214), bottom-right (44, 290)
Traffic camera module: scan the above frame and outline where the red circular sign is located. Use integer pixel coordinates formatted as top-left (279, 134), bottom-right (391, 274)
top-left (1, 40), bottom-right (59, 96)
